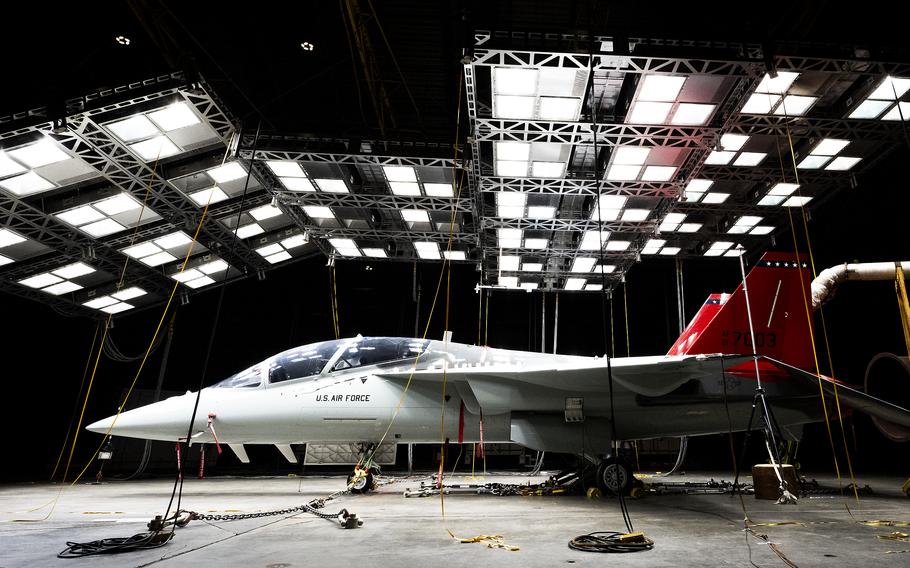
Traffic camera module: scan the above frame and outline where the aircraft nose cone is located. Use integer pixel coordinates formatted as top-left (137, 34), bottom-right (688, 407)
top-left (84, 393), bottom-right (207, 441)
top-left (87, 416), bottom-right (115, 434)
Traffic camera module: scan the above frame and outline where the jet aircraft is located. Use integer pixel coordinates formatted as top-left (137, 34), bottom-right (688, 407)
top-left (88, 253), bottom-right (910, 493)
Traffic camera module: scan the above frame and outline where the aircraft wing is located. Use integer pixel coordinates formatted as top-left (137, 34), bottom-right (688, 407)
top-left (763, 357), bottom-right (910, 428)
top-left (375, 354), bottom-right (753, 397)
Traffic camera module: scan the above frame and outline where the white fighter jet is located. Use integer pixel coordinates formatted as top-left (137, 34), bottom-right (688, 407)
top-left (88, 253), bottom-right (910, 492)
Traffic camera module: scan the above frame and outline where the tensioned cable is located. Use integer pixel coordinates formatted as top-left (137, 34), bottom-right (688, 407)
top-left (776, 94), bottom-right (858, 502)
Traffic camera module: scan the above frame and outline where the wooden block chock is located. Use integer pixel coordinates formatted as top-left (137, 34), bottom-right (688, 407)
top-left (752, 464), bottom-right (800, 500)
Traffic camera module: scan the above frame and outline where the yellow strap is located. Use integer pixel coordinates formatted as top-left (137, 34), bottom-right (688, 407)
top-left (458, 535), bottom-right (520, 551)
top-left (895, 266), bottom-right (910, 356)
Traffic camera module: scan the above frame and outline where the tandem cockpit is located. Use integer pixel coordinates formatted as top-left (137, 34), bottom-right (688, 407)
top-left (210, 336), bottom-right (432, 390)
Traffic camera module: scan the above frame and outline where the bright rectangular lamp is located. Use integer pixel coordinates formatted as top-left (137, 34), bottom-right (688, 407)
top-left (531, 161), bottom-right (566, 178)
top-left (627, 101), bottom-right (672, 124)
top-left (143, 251), bottom-right (177, 266)
top-left (521, 282), bottom-right (539, 290)
top-left (414, 241), bottom-right (440, 259)
top-left (52, 262), bottom-right (94, 279)
top-left (443, 250), bottom-right (466, 261)
top-left (613, 146), bottom-right (650, 165)
top-left (265, 251), bottom-right (292, 264)
top-left (382, 165), bottom-right (417, 182)
top-left (769, 183), bottom-right (799, 196)
top-left (810, 138), bottom-right (850, 156)
top-left (881, 102), bottom-right (910, 121)
top-left (605, 240), bottom-right (630, 251)
top-left (740, 93), bottom-right (779, 114)
top-left (758, 195), bottom-right (785, 206)
top-left (660, 247), bottom-right (681, 255)
top-left (495, 160), bottom-right (528, 177)
top-left (704, 151), bottom-right (735, 165)
top-left (207, 162), bottom-right (247, 183)
top-left (235, 223), bottom-right (264, 239)
top-left (492, 68), bottom-right (538, 96)
top-left (8, 139), bottom-right (70, 168)
top-left (189, 186), bottom-right (230, 205)
top-left (0, 171), bottom-right (55, 196)
top-left (57, 205), bottom-right (105, 226)
top-left (621, 209), bottom-right (650, 221)
top-left (499, 255), bottom-right (520, 271)
top-left (122, 241), bottom-right (160, 259)
top-left (282, 234), bottom-right (308, 248)
top-left (527, 206), bottom-right (555, 219)
top-left (755, 72), bottom-right (799, 94)
top-left (750, 226), bottom-right (775, 235)
top-left (640, 165), bottom-right (676, 181)
top-left (314, 179), bottom-right (348, 193)
top-left (81, 218), bottom-right (125, 237)
top-left (401, 209), bottom-right (430, 223)
top-left (497, 228), bottom-right (523, 248)
top-left (303, 206), bottom-right (334, 219)
top-left (389, 182), bottom-right (421, 196)
top-left (522, 262), bottom-right (543, 271)
top-left (107, 115), bottom-right (159, 142)
top-left (579, 230), bottom-right (610, 250)
top-left (538, 97), bottom-right (581, 120)
top-left (671, 103), bottom-right (715, 125)
top-left (571, 257), bottom-right (596, 273)
top-left (256, 243), bottom-right (284, 257)
top-left (773, 95), bottom-right (817, 116)
top-left (281, 177), bottom-right (316, 192)
top-left (44, 281), bottom-right (83, 295)
top-left (733, 152), bottom-right (766, 166)
top-left (109, 288), bottom-right (143, 304)
top-left (848, 99), bottom-right (891, 119)
top-left (424, 183), bottom-right (453, 197)
top-left (249, 204), bottom-right (283, 221)
top-left (868, 76), bottom-right (910, 100)
top-left (94, 193), bottom-right (141, 215)
top-left (677, 223), bottom-right (702, 233)
top-left (720, 134), bottom-right (749, 151)
top-left (198, 259), bottom-right (229, 275)
top-left (494, 95), bottom-right (535, 119)
top-left (524, 238), bottom-right (548, 249)
top-left (170, 268), bottom-right (203, 283)
top-left (130, 136), bottom-right (179, 161)
top-left (825, 156), bottom-right (862, 171)
top-left (797, 155), bottom-right (831, 169)
top-left (267, 160), bottom-right (306, 177)
top-left (0, 228), bottom-right (26, 248)
top-left (0, 153), bottom-right (26, 177)
top-left (147, 102), bottom-right (200, 131)
top-left (686, 179), bottom-right (713, 192)
top-left (361, 248), bottom-right (388, 258)
top-left (184, 276), bottom-right (215, 289)
top-left (783, 196), bottom-right (813, 207)
top-left (564, 278), bottom-right (586, 291)
top-left (19, 273), bottom-right (63, 288)
top-left (498, 276), bottom-right (518, 288)
top-left (700, 193), bottom-right (729, 204)
top-left (638, 75), bottom-right (686, 101)
top-left (605, 164), bottom-right (641, 181)
top-left (496, 141), bottom-right (531, 161)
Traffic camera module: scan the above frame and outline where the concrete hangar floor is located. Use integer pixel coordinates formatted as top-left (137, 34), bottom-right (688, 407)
top-left (2, 471), bottom-right (909, 567)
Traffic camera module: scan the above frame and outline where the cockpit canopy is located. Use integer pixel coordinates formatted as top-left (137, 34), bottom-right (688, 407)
top-left (212, 337), bottom-right (429, 389)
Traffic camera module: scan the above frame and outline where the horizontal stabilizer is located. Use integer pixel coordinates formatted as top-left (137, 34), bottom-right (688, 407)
top-left (229, 443), bottom-right (250, 463)
top-left (767, 357), bottom-right (910, 428)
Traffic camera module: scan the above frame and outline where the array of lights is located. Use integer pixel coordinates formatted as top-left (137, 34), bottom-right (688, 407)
top-left (492, 67), bottom-right (584, 121)
top-left (494, 141), bottom-right (568, 178)
top-left (0, 228), bottom-right (28, 266)
top-left (0, 138), bottom-right (93, 197)
top-left (380, 165), bottom-right (454, 197)
top-left (848, 76), bottom-right (910, 121)
top-left (740, 72), bottom-right (818, 116)
top-left (641, 239), bottom-right (681, 256)
top-left (704, 241), bottom-right (743, 257)
top-left (659, 212), bottom-right (702, 233)
top-left (83, 286), bottom-right (147, 314)
top-left (704, 134), bottom-right (766, 167)
top-left (683, 179), bottom-right (729, 204)
top-left (17, 262), bottom-right (96, 296)
top-left (604, 147), bottom-right (677, 182)
top-left (169, 258), bottom-right (232, 289)
top-left (266, 160), bottom-right (349, 193)
top-left (254, 233), bottom-right (309, 264)
top-left (121, 231), bottom-right (198, 267)
top-left (55, 192), bottom-right (158, 237)
top-left (796, 138), bottom-right (862, 172)
top-left (104, 101), bottom-right (223, 162)
top-left (589, 194), bottom-right (650, 221)
top-left (627, 75), bottom-right (717, 125)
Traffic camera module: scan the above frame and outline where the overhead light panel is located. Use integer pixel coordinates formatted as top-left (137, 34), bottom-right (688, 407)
top-left (579, 230), bottom-right (610, 250)
top-left (522, 262), bottom-right (543, 272)
top-left (414, 241), bottom-right (440, 260)
top-left (524, 238), bottom-right (548, 249)
top-left (564, 278), bottom-right (586, 291)
top-left (389, 182), bottom-right (421, 196)
top-left (303, 205), bottom-right (335, 219)
top-left (740, 93), bottom-right (780, 114)
top-left (443, 250), bottom-right (467, 261)
top-left (0, 228), bottom-right (27, 248)
top-left (868, 76), bottom-right (910, 100)
top-left (531, 161), bottom-right (565, 178)
top-left (773, 95), bottom-right (817, 116)
top-left (494, 95), bottom-right (536, 119)
top-left (628, 101), bottom-right (673, 124)
top-left (613, 147), bottom-right (651, 165)
top-left (107, 115), bottom-right (159, 142)
top-left (638, 75), bottom-right (686, 102)
top-left (640, 165), bottom-right (676, 181)
top-left (0, 171), bottom-right (55, 196)
top-left (671, 103), bottom-right (715, 125)
top-left (810, 138), bottom-right (850, 156)
top-left (189, 186), bottom-right (230, 205)
top-left (492, 67), bottom-right (538, 96)
top-left (401, 209), bottom-right (430, 223)
top-left (704, 151), bottom-right (735, 165)
top-left (424, 183), bottom-right (454, 197)
top-left (571, 257), bottom-right (597, 273)
top-left (130, 135), bottom-right (179, 161)
top-left (207, 162), bottom-right (247, 183)
top-left (783, 196), bottom-right (813, 207)
top-left (881, 102), bottom-right (910, 121)
top-left (538, 97), bottom-right (581, 120)
top-left (720, 134), bottom-right (749, 151)
top-left (249, 204), bottom-right (284, 221)
top-left (314, 179), bottom-right (348, 193)
top-left (382, 166), bottom-right (417, 182)
top-left (498, 276), bottom-right (519, 288)
top-left (825, 156), bottom-right (862, 171)
top-left (527, 206), bottom-right (555, 219)
top-left (8, 139), bottom-right (70, 168)
top-left (733, 152), bottom-right (766, 166)
top-left (147, 102), bottom-right (200, 131)
top-left (797, 156), bottom-right (831, 169)
top-left (700, 193), bottom-right (729, 204)
top-left (267, 160), bottom-right (307, 178)
top-left (235, 223), bottom-right (265, 239)
top-left (499, 255), bottom-right (520, 271)
top-left (755, 72), bottom-right (799, 94)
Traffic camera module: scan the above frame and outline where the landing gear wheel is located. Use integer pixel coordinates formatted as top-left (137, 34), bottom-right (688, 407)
top-left (597, 458), bottom-right (633, 496)
top-left (347, 471), bottom-right (374, 494)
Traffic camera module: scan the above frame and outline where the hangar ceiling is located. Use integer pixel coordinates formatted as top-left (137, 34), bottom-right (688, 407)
top-left (1, 26), bottom-right (909, 316)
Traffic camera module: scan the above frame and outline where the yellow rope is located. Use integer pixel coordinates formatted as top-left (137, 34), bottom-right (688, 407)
top-left (895, 266), bottom-right (910, 356)
top-left (779, 119), bottom-right (858, 502)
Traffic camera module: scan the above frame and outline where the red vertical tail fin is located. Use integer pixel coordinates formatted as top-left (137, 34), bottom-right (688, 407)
top-left (667, 253), bottom-right (814, 371)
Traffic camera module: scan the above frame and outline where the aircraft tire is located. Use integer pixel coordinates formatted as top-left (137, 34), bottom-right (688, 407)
top-left (596, 458), bottom-right (633, 496)
top-left (348, 471), bottom-right (374, 494)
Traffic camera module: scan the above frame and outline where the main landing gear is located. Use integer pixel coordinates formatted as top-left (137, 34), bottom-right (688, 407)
top-left (595, 457), bottom-right (635, 496)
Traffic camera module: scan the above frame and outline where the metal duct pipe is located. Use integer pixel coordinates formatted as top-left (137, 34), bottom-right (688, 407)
top-left (811, 262), bottom-right (910, 310)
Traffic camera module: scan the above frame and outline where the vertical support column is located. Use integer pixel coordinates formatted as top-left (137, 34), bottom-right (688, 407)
top-left (540, 293), bottom-right (547, 353)
top-left (552, 292), bottom-right (560, 354)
